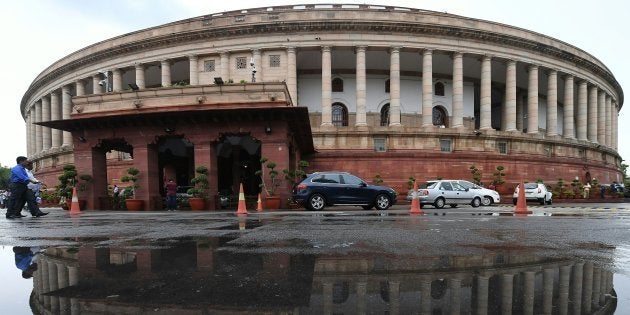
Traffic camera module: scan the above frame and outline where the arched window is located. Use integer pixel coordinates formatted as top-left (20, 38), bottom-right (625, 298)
top-left (332, 102), bottom-right (348, 126)
top-left (434, 82), bottom-right (445, 96)
top-left (385, 79), bottom-right (390, 93)
top-left (380, 104), bottom-right (390, 126)
top-left (432, 106), bottom-right (448, 127)
top-left (332, 77), bottom-right (344, 92)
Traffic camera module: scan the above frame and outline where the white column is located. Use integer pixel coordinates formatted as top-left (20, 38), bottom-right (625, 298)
top-left (355, 46), bottom-right (367, 126)
top-left (135, 63), bottom-right (146, 89)
top-left (516, 92), bottom-right (524, 131)
top-left (389, 47), bottom-right (401, 126)
top-left (523, 271), bottom-right (536, 315)
top-left (476, 275), bottom-right (489, 315)
top-left (50, 91), bottom-right (61, 150)
top-left (25, 113), bottom-right (31, 156)
top-left (93, 74), bottom-right (103, 94)
top-left (559, 265), bottom-right (572, 315)
top-left (505, 60), bottom-right (517, 131)
top-left (161, 60), bottom-right (171, 87)
top-left (571, 262), bottom-right (584, 315)
top-left (220, 52), bottom-right (230, 83)
top-left (61, 86), bottom-right (72, 147)
top-left (592, 267), bottom-right (602, 309)
top-left (67, 266), bottom-right (79, 286)
top-left (605, 95), bottom-right (612, 146)
top-left (56, 263), bottom-right (69, 289)
top-left (389, 281), bottom-right (400, 315)
top-left (323, 281), bottom-right (332, 315)
top-left (547, 70), bottom-right (558, 136)
top-left (35, 100), bottom-right (43, 154)
top-left (501, 273), bottom-right (514, 315)
top-left (47, 261), bottom-right (59, 313)
top-left (563, 75), bottom-right (575, 139)
top-left (252, 49), bottom-right (262, 81)
top-left (286, 47), bottom-right (297, 104)
top-left (189, 55), bottom-right (199, 85)
top-left (588, 85), bottom-right (598, 142)
top-left (421, 49), bottom-right (433, 127)
top-left (527, 65), bottom-right (539, 134)
top-left (577, 81), bottom-right (588, 141)
top-left (613, 101), bottom-right (618, 149)
top-left (75, 80), bottom-right (85, 96)
top-left (543, 268), bottom-right (554, 315)
top-left (598, 90), bottom-right (606, 144)
top-left (448, 277), bottom-right (461, 315)
top-left (582, 262), bottom-right (594, 314)
top-left (420, 276), bottom-right (432, 314)
top-left (452, 52), bottom-right (464, 128)
top-left (112, 68), bottom-right (122, 92)
top-left (479, 55), bottom-right (492, 130)
top-left (356, 281), bottom-right (367, 314)
top-left (321, 46), bottom-right (332, 126)
top-left (28, 109), bottom-right (36, 156)
top-left (41, 96), bottom-right (51, 152)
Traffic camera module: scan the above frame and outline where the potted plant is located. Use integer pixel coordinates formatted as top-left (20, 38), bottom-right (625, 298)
top-left (256, 157), bottom-right (281, 209)
top-left (56, 164), bottom-right (79, 210)
top-left (121, 167), bottom-right (143, 210)
top-left (187, 166), bottom-right (209, 211)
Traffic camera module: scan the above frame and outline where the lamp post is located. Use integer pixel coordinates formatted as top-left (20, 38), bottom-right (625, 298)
top-left (250, 57), bottom-right (256, 83)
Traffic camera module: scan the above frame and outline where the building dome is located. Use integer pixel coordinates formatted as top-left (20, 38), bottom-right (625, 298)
top-left (22, 4), bottom-right (624, 209)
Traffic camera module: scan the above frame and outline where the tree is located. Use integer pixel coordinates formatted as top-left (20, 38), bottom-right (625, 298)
top-left (0, 165), bottom-right (10, 190)
top-left (469, 165), bottom-right (481, 185)
top-left (491, 166), bottom-right (506, 186)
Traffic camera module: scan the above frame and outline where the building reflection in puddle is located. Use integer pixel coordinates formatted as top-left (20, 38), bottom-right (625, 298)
top-left (27, 238), bottom-right (617, 314)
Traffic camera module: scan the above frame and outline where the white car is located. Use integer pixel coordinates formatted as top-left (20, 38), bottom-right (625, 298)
top-left (407, 180), bottom-right (483, 209)
top-left (452, 180), bottom-right (501, 206)
top-left (513, 183), bottom-right (552, 205)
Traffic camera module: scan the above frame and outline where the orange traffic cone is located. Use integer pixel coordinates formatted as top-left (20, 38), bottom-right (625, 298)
top-left (69, 186), bottom-right (81, 214)
top-left (236, 183), bottom-right (248, 215)
top-left (256, 193), bottom-right (263, 212)
top-left (514, 179), bottom-right (530, 215)
top-left (409, 180), bottom-right (423, 214)
top-left (237, 214), bottom-right (247, 230)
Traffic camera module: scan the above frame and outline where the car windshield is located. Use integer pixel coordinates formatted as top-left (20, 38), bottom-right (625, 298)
top-left (419, 182), bottom-right (437, 189)
top-left (524, 183), bottom-right (539, 189)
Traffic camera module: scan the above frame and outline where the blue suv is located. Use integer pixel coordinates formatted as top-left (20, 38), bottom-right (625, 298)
top-left (292, 172), bottom-right (397, 211)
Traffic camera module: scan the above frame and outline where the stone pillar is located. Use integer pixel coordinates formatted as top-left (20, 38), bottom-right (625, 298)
top-left (559, 265), bottom-right (571, 315)
top-left (605, 95), bottom-right (612, 146)
top-left (50, 91), bottom-right (61, 150)
top-left (323, 281), bottom-right (333, 315)
top-left (356, 281), bottom-right (367, 314)
top-left (68, 266), bottom-right (79, 286)
top-left (93, 74), bottom-right (103, 94)
top-left (287, 47), bottom-right (297, 104)
top-left (252, 49), bottom-right (262, 81)
top-left (75, 80), bottom-right (85, 96)
top-left (577, 81), bottom-right (588, 140)
top-left (571, 262), bottom-right (584, 315)
top-left (452, 52), bottom-right (464, 128)
top-left (421, 49), bottom-right (433, 127)
top-left (505, 60), bottom-right (517, 131)
top-left (587, 85), bottom-right (598, 142)
top-left (599, 270), bottom-right (608, 305)
top-left (592, 267), bottom-right (602, 309)
top-left (321, 46), bottom-right (332, 126)
top-left (516, 92), bottom-right (524, 131)
top-left (523, 271), bottom-right (536, 315)
top-left (527, 65), bottom-right (539, 134)
top-left (29, 108), bottom-right (36, 156)
top-left (613, 101), bottom-right (618, 149)
top-left (389, 47), bottom-right (401, 126)
top-left (189, 55), bottom-right (198, 86)
top-left (389, 281), bottom-right (400, 315)
top-left (597, 91), bottom-right (606, 144)
top-left (420, 276), bottom-right (432, 315)
top-left (47, 261), bottom-right (59, 313)
top-left (501, 273), bottom-right (514, 315)
top-left (41, 260), bottom-right (50, 307)
top-left (35, 100), bottom-right (42, 154)
top-left (563, 75), bottom-right (575, 138)
top-left (476, 275), bottom-right (489, 315)
top-left (220, 52), bottom-right (230, 83)
top-left (135, 63), bottom-right (146, 89)
top-left (582, 262), bottom-right (594, 314)
top-left (193, 140), bottom-right (216, 209)
top-left (161, 60), bottom-right (171, 87)
top-left (56, 263), bottom-right (69, 289)
top-left (25, 113), bottom-right (30, 156)
top-left (112, 68), bottom-right (122, 92)
top-left (543, 268), bottom-right (554, 315)
top-left (41, 96), bottom-right (51, 152)
top-left (61, 86), bottom-right (72, 147)
top-left (546, 70), bottom-right (558, 136)
top-left (479, 55), bottom-right (492, 130)
top-left (449, 277), bottom-right (461, 315)
top-left (355, 46), bottom-right (367, 127)
top-left (133, 144), bottom-right (160, 210)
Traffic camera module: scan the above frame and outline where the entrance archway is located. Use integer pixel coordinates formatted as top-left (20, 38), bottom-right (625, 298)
top-left (157, 136), bottom-right (194, 197)
top-left (216, 133), bottom-right (261, 198)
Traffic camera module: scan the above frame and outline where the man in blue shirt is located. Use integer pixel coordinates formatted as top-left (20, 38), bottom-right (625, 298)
top-left (7, 156), bottom-right (35, 219)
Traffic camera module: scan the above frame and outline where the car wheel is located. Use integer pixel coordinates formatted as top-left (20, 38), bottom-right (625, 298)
top-left (308, 194), bottom-right (326, 211)
top-left (362, 205), bottom-right (373, 210)
top-left (546, 198), bottom-right (552, 205)
top-left (434, 197), bottom-right (445, 209)
top-left (450, 204), bottom-right (457, 208)
top-left (538, 198), bottom-right (545, 205)
top-left (482, 196), bottom-right (492, 206)
top-left (374, 194), bottom-right (391, 210)
top-left (471, 197), bottom-right (481, 208)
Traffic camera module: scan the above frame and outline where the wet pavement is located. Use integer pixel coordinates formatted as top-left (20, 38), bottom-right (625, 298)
top-left (1, 202), bottom-right (629, 314)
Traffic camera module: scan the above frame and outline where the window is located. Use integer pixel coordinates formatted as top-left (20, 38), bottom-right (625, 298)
top-left (332, 103), bottom-right (348, 126)
top-left (374, 137), bottom-right (386, 152)
top-left (498, 141), bottom-right (508, 154)
top-left (332, 77), bottom-right (343, 92)
top-left (440, 182), bottom-right (453, 191)
top-left (385, 79), bottom-right (390, 93)
top-left (380, 104), bottom-right (390, 126)
top-left (579, 149), bottom-right (586, 160)
top-left (439, 139), bottom-right (452, 152)
top-left (269, 55), bottom-right (280, 67)
top-left (236, 57), bottom-right (247, 69)
top-left (203, 60), bottom-right (215, 72)
top-left (434, 82), bottom-right (445, 96)
top-left (432, 106), bottom-right (447, 126)
top-left (341, 174), bottom-right (363, 185)
top-left (544, 144), bottom-right (553, 157)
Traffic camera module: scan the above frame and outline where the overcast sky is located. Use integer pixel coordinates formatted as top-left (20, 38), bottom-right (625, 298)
top-left (1, 0), bottom-right (628, 175)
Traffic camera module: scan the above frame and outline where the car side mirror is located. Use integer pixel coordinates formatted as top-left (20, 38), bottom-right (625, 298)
top-left (360, 182), bottom-right (367, 187)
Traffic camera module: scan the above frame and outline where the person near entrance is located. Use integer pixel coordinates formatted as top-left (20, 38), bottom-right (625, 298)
top-left (165, 179), bottom-right (178, 211)
top-left (6, 156), bottom-right (34, 219)
top-left (17, 161), bottom-right (48, 217)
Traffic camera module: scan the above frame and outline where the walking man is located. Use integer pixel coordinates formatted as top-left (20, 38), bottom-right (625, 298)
top-left (7, 156), bottom-right (34, 219)
top-left (18, 161), bottom-right (48, 217)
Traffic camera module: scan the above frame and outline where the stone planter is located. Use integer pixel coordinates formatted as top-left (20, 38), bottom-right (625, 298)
top-left (188, 197), bottom-right (206, 211)
top-left (265, 196), bottom-right (281, 209)
top-left (125, 199), bottom-right (144, 211)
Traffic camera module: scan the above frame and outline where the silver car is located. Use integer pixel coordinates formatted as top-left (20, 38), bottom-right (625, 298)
top-left (452, 180), bottom-right (500, 206)
top-left (408, 180), bottom-right (483, 209)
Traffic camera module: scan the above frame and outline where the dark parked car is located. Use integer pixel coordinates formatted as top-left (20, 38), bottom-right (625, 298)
top-left (292, 171), bottom-right (397, 211)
